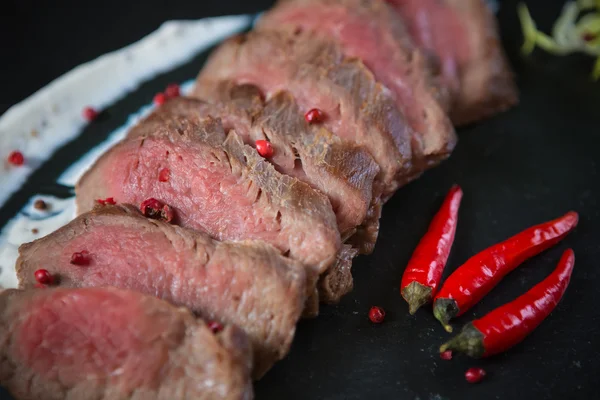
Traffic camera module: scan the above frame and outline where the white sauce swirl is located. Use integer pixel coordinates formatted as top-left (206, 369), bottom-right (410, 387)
top-left (0, 17), bottom-right (249, 288)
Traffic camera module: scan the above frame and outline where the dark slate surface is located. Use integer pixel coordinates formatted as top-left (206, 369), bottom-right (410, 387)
top-left (1, 0), bottom-right (599, 399)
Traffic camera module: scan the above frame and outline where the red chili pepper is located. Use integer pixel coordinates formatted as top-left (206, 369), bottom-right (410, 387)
top-left (440, 249), bottom-right (575, 357)
top-left (433, 211), bottom-right (578, 332)
top-left (401, 185), bottom-right (463, 314)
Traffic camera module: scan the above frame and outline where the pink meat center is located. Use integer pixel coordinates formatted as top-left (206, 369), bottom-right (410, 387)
top-left (14, 290), bottom-right (183, 390)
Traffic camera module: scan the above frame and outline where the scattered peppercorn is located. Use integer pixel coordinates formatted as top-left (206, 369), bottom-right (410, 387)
top-left (34, 269), bottom-right (52, 285)
top-left (7, 151), bottom-right (24, 166)
top-left (255, 140), bottom-right (274, 158)
top-left (34, 199), bottom-right (48, 210)
top-left (96, 197), bottom-right (117, 206)
top-left (368, 306), bottom-right (386, 324)
top-left (70, 251), bottom-right (90, 266)
top-left (165, 83), bottom-right (181, 98)
top-left (154, 93), bottom-right (167, 106)
top-left (140, 198), bottom-right (175, 223)
top-left (305, 108), bottom-right (325, 124)
top-left (208, 321), bottom-right (223, 333)
top-left (31, 228), bottom-right (39, 234)
top-left (465, 368), bottom-right (486, 384)
top-left (158, 168), bottom-right (170, 182)
top-left (440, 350), bottom-right (453, 360)
top-left (83, 106), bottom-right (99, 121)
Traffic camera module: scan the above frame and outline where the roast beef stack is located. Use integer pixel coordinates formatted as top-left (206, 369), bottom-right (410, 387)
top-left (2, 1), bottom-right (517, 399)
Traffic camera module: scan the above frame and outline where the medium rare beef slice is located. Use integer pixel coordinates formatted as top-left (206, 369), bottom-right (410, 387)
top-left (76, 115), bottom-right (340, 273)
top-left (259, 0), bottom-right (457, 173)
top-left (193, 30), bottom-right (413, 197)
top-left (387, 0), bottom-right (518, 125)
top-left (0, 287), bottom-right (253, 400)
top-left (141, 95), bottom-right (380, 251)
top-left (16, 204), bottom-right (308, 379)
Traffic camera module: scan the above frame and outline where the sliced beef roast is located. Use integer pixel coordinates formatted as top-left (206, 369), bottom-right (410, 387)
top-left (16, 204), bottom-right (308, 378)
top-left (259, 0), bottom-right (457, 173)
top-left (76, 114), bottom-right (340, 274)
top-left (387, 0), bottom-right (518, 125)
top-left (156, 93), bottom-right (380, 252)
top-left (193, 30), bottom-right (414, 197)
top-left (0, 287), bottom-right (253, 400)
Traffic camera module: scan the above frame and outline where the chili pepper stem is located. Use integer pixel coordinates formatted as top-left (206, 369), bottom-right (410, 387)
top-left (401, 281), bottom-right (433, 315)
top-left (439, 323), bottom-right (485, 358)
top-left (433, 298), bottom-right (459, 332)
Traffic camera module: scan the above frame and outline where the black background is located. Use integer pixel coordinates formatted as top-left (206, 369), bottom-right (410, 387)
top-left (1, 1), bottom-right (599, 399)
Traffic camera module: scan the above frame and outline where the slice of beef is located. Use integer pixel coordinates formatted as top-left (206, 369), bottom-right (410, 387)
top-left (301, 244), bottom-right (359, 317)
top-left (0, 287), bottom-right (253, 400)
top-left (259, 0), bottom-right (457, 173)
top-left (157, 93), bottom-right (380, 252)
top-left (76, 114), bottom-right (340, 274)
top-left (193, 30), bottom-right (414, 198)
top-left (16, 204), bottom-right (308, 379)
top-left (387, 0), bottom-right (518, 125)
top-left (318, 244), bottom-right (357, 304)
